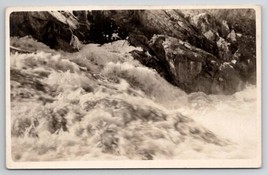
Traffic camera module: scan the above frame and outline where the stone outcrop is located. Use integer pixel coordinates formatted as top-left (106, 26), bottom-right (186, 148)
top-left (133, 35), bottom-right (244, 94)
top-left (10, 11), bottom-right (89, 52)
top-left (9, 9), bottom-right (257, 94)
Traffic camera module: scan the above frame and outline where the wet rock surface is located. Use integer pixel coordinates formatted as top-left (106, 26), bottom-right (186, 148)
top-left (10, 9), bottom-right (256, 94)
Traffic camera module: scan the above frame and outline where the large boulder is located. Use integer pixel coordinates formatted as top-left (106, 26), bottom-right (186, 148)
top-left (135, 35), bottom-right (245, 94)
top-left (10, 9), bottom-right (256, 94)
top-left (10, 11), bottom-right (89, 52)
top-left (153, 35), bottom-right (218, 94)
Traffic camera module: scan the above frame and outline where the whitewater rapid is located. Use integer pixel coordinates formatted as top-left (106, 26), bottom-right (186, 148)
top-left (10, 37), bottom-right (258, 161)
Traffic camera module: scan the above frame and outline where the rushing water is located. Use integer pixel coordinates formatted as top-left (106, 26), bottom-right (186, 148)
top-left (10, 38), bottom-right (258, 161)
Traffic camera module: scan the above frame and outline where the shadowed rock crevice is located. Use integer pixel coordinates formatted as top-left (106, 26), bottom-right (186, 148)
top-left (10, 9), bottom-right (256, 94)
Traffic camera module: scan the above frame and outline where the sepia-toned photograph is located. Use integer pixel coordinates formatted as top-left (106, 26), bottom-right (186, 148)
top-left (6, 5), bottom-right (261, 168)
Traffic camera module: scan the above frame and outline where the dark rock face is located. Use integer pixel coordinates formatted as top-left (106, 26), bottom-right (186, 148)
top-left (10, 9), bottom-right (256, 95)
top-left (10, 11), bottom-right (89, 52)
top-left (162, 36), bottom-right (218, 93)
top-left (135, 35), bottom-right (244, 94)
top-left (101, 10), bottom-right (219, 57)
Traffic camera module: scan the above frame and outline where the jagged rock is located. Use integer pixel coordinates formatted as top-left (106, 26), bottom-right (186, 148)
top-left (185, 10), bottom-right (255, 65)
top-left (143, 35), bottom-right (244, 94)
top-left (203, 30), bottom-right (217, 42)
top-left (10, 9), bottom-right (256, 94)
top-left (227, 29), bottom-right (237, 42)
top-left (187, 12), bottom-right (239, 62)
top-left (10, 11), bottom-right (89, 52)
top-left (157, 35), bottom-right (219, 93)
top-left (99, 10), bottom-right (219, 56)
top-left (216, 37), bottom-right (232, 61)
top-left (220, 20), bottom-right (230, 38)
top-left (190, 13), bottom-right (220, 35)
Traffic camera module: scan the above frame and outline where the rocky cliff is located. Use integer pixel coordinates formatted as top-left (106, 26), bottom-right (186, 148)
top-left (9, 9), bottom-right (257, 94)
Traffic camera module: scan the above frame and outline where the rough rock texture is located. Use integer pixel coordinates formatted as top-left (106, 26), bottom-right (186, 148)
top-left (10, 9), bottom-right (257, 94)
top-left (183, 9), bottom-right (257, 82)
top-left (10, 11), bottom-right (89, 52)
top-left (133, 35), bottom-right (244, 94)
top-left (100, 10), bottom-right (219, 57)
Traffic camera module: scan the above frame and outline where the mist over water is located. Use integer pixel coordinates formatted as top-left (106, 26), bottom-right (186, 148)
top-left (10, 38), bottom-right (257, 161)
